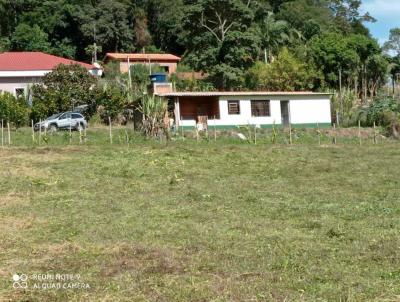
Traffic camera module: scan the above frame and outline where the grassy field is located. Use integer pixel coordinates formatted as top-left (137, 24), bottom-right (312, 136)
top-left (0, 128), bottom-right (399, 301)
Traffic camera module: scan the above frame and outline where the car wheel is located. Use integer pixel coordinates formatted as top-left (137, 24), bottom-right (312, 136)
top-left (49, 124), bottom-right (58, 133)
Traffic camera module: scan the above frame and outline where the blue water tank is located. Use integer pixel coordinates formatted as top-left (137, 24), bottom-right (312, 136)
top-left (150, 73), bottom-right (167, 83)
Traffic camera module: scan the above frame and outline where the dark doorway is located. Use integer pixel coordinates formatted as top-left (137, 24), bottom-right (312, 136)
top-left (280, 101), bottom-right (290, 126)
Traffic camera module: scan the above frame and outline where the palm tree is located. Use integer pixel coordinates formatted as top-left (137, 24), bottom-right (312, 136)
top-left (258, 12), bottom-right (301, 64)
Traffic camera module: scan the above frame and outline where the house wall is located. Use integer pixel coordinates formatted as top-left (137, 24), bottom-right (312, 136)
top-left (0, 76), bottom-right (42, 97)
top-left (119, 61), bottom-right (177, 75)
top-left (178, 95), bottom-right (331, 128)
top-left (289, 98), bottom-right (331, 124)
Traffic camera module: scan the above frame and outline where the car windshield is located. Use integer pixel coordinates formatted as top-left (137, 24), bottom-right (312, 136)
top-left (45, 113), bottom-right (61, 120)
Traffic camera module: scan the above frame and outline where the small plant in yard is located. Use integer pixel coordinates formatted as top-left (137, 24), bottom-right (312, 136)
top-left (42, 134), bottom-right (49, 144)
top-left (271, 121), bottom-right (277, 143)
top-left (137, 95), bottom-right (169, 139)
top-left (0, 92), bottom-right (29, 127)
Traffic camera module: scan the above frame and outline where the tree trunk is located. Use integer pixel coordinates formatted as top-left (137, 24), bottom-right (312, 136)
top-left (392, 75), bottom-right (395, 98)
top-left (363, 64), bottom-right (367, 103)
top-left (354, 75), bottom-right (358, 99)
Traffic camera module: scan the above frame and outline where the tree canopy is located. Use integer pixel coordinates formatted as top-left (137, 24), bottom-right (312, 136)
top-left (0, 0), bottom-right (395, 92)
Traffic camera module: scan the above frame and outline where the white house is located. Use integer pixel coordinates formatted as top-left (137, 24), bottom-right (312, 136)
top-left (157, 91), bottom-right (332, 129)
top-left (0, 52), bottom-right (102, 98)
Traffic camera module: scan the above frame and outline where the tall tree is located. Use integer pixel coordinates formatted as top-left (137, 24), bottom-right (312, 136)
top-left (11, 24), bottom-right (51, 52)
top-left (384, 28), bottom-right (400, 57)
top-left (74, 0), bottom-right (134, 56)
top-left (330, 0), bottom-right (375, 33)
top-left (180, 0), bottom-right (259, 89)
top-left (257, 11), bottom-right (300, 64)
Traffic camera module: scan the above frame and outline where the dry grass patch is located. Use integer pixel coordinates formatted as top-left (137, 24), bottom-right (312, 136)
top-left (100, 243), bottom-right (186, 278)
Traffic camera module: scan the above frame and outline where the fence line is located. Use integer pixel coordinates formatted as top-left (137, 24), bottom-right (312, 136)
top-left (0, 124), bottom-right (389, 149)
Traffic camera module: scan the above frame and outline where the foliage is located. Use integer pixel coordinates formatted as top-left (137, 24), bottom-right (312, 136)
top-left (245, 48), bottom-right (323, 91)
top-left (31, 64), bottom-right (97, 121)
top-left (180, 0), bottom-right (260, 90)
top-left (277, 0), bottom-right (332, 39)
top-left (384, 28), bottom-right (400, 56)
top-left (366, 96), bottom-right (400, 126)
top-left (74, 0), bottom-right (134, 55)
top-left (0, 0), bottom-right (389, 92)
top-left (331, 88), bottom-right (359, 125)
top-left (257, 11), bottom-right (301, 63)
top-left (136, 95), bottom-right (168, 138)
top-left (170, 74), bottom-right (215, 92)
top-left (0, 37), bottom-right (10, 52)
top-left (309, 32), bottom-right (359, 86)
top-left (0, 92), bottom-right (29, 127)
top-left (95, 86), bottom-right (128, 123)
top-left (11, 23), bottom-right (51, 52)
top-left (366, 54), bottom-right (389, 97)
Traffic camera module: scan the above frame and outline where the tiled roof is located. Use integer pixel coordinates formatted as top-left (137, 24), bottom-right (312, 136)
top-left (105, 53), bottom-right (181, 62)
top-left (0, 52), bottom-right (95, 71)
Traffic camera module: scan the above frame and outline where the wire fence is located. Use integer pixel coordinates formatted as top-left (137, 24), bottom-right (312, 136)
top-left (0, 119), bottom-right (390, 148)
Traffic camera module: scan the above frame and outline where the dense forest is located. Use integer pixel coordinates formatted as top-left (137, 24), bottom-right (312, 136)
top-left (1, 0), bottom-right (400, 130)
top-left (2, 0), bottom-right (399, 91)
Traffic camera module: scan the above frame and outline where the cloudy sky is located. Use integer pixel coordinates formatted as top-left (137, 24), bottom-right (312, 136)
top-left (361, 0), bottom-right (400, 44)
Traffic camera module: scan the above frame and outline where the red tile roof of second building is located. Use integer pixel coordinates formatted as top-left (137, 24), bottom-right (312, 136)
top-left (0, 52), bottom-right (95, 71)
top-left (105, 53), bottom-right (181, 61)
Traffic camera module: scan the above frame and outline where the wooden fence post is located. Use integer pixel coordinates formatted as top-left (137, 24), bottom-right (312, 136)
top-left (1, 119), bottom-right (3, 148)
top-left (254, 125), bottom-right (257, 145)
top-left (125, 129), bottom-right (129, 145)
top-left (84, 127), bottom-right (87, 144)
top-left (333, 123), bottom-right (337, 145)
top-left (289, 123), bottom-right (292, 145)
top-left (213, 116), bottom-right (216, 142)
top-left (31, 120), bottom-right (35, 143)
top-left (272, 121), bottom-right (277, 144)
top-left (247, 123), bottom-right (252, 144)
top-left (317, 122), bottom-right (321, 146)
top-left (108, 116), bottom-right (112, 144)
top-left (7, 122), bottom-right (10, 146)
top-left (373, 121), bottom-right (377, 144)
top-left (69, 122), bottom-right (72, 144)
top-left (358, 120), bottom-right (362, 146)
top-left (79, 128), bottom-right (83, 144)
top-left (39, 119), bottom-right (42, 146)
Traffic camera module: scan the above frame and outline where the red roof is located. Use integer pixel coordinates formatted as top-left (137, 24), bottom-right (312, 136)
top-left (105, 53), bottom-right (181, 62)
top-left (0, 52), bottom-right (95, 71)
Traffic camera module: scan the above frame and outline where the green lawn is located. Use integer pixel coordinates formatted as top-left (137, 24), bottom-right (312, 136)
top-left (0, 128), bottom-right (399, 301)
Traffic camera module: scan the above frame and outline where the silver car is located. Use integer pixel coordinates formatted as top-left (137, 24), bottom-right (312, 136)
top-left (35, 112), bottom-right (88, 132)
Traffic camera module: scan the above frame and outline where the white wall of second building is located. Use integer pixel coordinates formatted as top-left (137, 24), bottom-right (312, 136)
top-left (178, 95), bottom-right (331, 127)
top-left (218, 98), bottom-right (281, 126)
top-left (289, 98), bottom-right (331, 124)
top-left (0, 76), bottom-right (43, 97)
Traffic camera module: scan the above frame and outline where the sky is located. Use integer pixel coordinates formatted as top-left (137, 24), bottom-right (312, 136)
top-left (360, 0), bottom-right (400, 45)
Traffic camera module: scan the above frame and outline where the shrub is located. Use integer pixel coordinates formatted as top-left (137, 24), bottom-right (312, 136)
top-left (366, 97), bottom-right (400, 126)
top-left (136, 95), bottom-right (168, 138)
top-left (0, 92), bottom-right (29, 127)
top-left (31, 64), bottom-right (98, 121)
top-left (349, 96), bottom-right (400, 137)
top-left (95, 86), bottom-right (128, 123)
